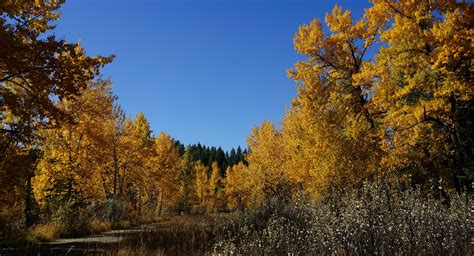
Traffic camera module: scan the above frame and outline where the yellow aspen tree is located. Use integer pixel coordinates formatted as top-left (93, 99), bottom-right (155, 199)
top-left (285, 4), bottom-right (386, 197)
top-left (208, 162), bottom-right (221, 212)
top-left (33, 80), bottom-right (114, 203)
top-left (356, 0), bottom-right (473, 189)
top-left (179, 147), bottom-right (194, 213)
top-left (224, 165), bottom-right (241, 210)
top-left (114, 118), bottom-right (140, 197)
top-left (224, 162), bottom-right (258, 209)
top-left (194, 161), bottom-right (208, 206)
top-left (102, 105), bottom-right (127, 198)
top-left (129, 112), bottom-right (154, 216)
top-left (246, 121), bottom-right (290, 201)
top-left (151, 132), bottom-right (181, 215)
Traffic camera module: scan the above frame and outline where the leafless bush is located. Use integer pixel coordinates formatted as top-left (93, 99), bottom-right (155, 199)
top-left (214, 182), bottom-right (472, 255)
top-left (93, 197), bottom-right (129, 222)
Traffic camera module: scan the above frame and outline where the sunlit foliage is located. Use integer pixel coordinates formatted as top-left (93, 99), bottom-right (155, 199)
top-left (0, 0), bottom-right (471, 248)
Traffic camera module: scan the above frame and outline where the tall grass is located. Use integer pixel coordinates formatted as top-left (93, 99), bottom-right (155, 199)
top-left (115, 216), bottom-right (224, 255)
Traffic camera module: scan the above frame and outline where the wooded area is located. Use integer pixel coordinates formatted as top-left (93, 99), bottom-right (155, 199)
top-left (0, 0), bottom-right (472, 254)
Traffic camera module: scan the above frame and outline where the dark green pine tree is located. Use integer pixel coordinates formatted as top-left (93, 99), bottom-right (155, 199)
top-left (215, 147), bottom-right (226, 176)
top-left (175, 140), bottom-right (186, 156)
top-left (209, 146), bottom-right (217, 166)
top-left (241, 147), bottom-right (249, 165)
top-left (236, 146), bottom-right (243, 164)
top-left (202, 146), bottom-right (210, 166)
top-left (229, 148), bottom-right (237, 167)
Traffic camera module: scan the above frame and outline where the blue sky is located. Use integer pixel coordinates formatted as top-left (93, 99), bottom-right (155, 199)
top-left (54, 0), bottom-right (370, 150)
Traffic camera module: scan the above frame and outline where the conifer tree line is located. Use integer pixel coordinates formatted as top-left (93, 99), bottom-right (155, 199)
top-left (175, 142), bottom-right (248, 175)
top-left (0, 0), bottom-right (472, 242)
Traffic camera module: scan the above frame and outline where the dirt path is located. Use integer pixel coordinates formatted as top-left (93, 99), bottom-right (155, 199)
top-left (0, 222), bottom-right (164, 256)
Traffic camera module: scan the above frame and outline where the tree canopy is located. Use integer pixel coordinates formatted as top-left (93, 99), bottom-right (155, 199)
top-left (0, 0), bottom-right (471, 243)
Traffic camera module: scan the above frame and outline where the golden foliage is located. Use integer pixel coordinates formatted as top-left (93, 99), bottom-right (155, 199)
top-left (243, 1), bottom-right (473, 200)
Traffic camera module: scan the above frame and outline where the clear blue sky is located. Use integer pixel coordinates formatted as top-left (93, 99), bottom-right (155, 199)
top-left (54, 0), bottom-right (369, 150)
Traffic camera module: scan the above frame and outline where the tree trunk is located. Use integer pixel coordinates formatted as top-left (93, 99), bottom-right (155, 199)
top-left (158, 189), bottom-right (164, 216)
top-left (113, 145), bottom-right (118, 196)
top-left (24, 167), bottom-right (33, 228)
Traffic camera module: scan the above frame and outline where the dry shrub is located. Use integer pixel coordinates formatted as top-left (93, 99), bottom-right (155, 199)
top-left (213, 182), bottom-right (472, 255)
top-left (27, 222), bottom-right (62, 243)
top-left (91, 219), bottom-right (112, 233)
top-left (93, 197), bottom-right (129, 222)
top-left (111, 220), bottom-right (131, 230)
top-left (50, 200), bottom-right (93, 237)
